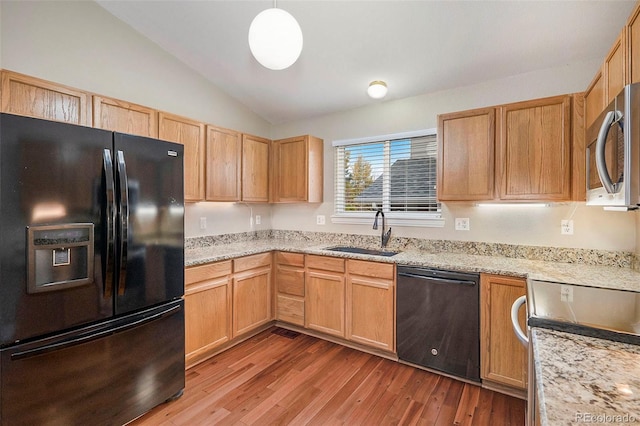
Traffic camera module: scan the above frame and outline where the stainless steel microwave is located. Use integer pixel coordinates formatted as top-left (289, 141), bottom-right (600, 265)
top-left (586, 83), bottom-right (640, 209)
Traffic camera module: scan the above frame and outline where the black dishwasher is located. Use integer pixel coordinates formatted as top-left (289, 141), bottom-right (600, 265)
top-left (396, 266), bottom-right (480, 382)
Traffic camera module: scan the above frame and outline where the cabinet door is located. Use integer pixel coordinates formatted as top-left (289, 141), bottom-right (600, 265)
top-left (437, 108), bottom-right (495, 201)
top-left (498, 95), bottom-right (571, 201)
top-left (1, 70), bottom-right (90, 125)
top-left (584, 69), bottom-right (605, 130)
top-left (159, 112), bottom-right (205, 202)
top-left (571, 94), bottom-right (586, 201)
top-left (306, 270), bottom-right (345, 338)
top-left (206, 125), bottom-right (241, 201)
top-left (480, 274), bottom-right (527, 390)
top-left (272, 136), bottom-right (308, 202)
top-left (233, 266), bottom-right (272, 336)
top-left (604, 28), bottom-right (627, 104)
top-left (629, 3), bottom-right (640, 84)
top-left (185, 277), bottom-right (232, 366)
top-left (241, 134), bottom-right (270, 202)
top-left (346, 275), bottom-right (394, 351)
top-left (93, 95), bottom-right (158, 138)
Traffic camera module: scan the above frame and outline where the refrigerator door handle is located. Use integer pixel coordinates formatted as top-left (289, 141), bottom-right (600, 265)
top-left (10, 304), bottom-right (181, 361)
top-left (116, 150), bottom-right (129, 296)
top-left (102, 149), bottom-right (116, 298)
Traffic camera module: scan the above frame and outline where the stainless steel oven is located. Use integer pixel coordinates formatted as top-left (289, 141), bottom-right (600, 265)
top-left (586, 83), bottom-right (640, 209)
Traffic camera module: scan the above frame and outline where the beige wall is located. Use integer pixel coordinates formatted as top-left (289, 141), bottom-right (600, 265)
top-left (1, 1), bottom-right (637, 251)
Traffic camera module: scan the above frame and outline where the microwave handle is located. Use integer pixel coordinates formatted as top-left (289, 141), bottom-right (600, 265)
top-left (595, 110), bottom-right (623, 193)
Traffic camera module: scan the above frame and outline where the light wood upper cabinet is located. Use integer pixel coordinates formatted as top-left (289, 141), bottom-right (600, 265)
top-left (159, 112), bottom-right (205, 202)
top-left (271, 135), bottom-right (324, 203)
top-left (437, 108), bottom-right (495, 201)
top-left (480, 274), bottom-right (527, 391)
top-left (628, 2), bottom-right (640, 84)
top-left (184, 261), bottom-right (233, 368)
top-left (346, 260), bottom-right (395, 352)
top-left (498, 95), bottom-right (572, 201)
top-left (584, 69), bottom-right (605, 130)
top-left (571, 94), bottom-right (586, 201)
top-left (232, 253), bottom-right (272, 336)
top-left (241, 134), bottom-right (270, 202)
top-left (93, 95), bottom-right (158, 138)
top-left (605, 28), bottom-right (627, 104)
top-left (206, 125), bottom-right (242, 202)
top-left (0, 70), bottom-right (91, 126)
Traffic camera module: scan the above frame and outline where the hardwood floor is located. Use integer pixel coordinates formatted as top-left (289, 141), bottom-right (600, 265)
top-left (131, 327), bottom-right (525, 425)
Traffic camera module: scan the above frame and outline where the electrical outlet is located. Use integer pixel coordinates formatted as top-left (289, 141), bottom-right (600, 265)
top-left (454, 217), bottom-right (470, 231)
top-left (255, 215), bottom-right (261, 225)
top-left (560, 285), bottom-right (573, 303)
top-left (561, 219), bottom-right (574, 235)
top-left (199, 217), bottom-right (207, 230)
top-left (316, 215), bottom-right (326, 225)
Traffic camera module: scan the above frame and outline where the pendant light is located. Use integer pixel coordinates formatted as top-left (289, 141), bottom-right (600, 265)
top-left (248, 1), bottom-right (303, 70)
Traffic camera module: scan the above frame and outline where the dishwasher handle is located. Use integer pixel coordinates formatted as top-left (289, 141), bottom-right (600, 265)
top-left (397, 272), bottom-right (477, 286)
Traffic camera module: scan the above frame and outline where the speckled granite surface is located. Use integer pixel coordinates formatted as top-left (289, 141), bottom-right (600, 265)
top-left (532, 329), bottom-right (640, 426)
top-left (186, 231), bottom-right (640, 292)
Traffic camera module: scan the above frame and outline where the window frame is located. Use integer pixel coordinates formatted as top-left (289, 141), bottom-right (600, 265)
top-left (331, 129), bottom-right (444, 228)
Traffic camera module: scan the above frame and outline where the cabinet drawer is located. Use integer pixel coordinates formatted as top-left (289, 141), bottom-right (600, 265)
top-left (277, 294), bottom-right (304, 326)
top-left (277, 265), bottom-right (305, 297)
top-left (234, 252), bottom-right (271, 273)
top-left (185, 261), bottom-right (232, 285)
top-left (275, 251), bottom-right (305, 267)
top-left (348, 260), bottom-right (394, 280)
top-left (306, 255), bottom-right (345, 273)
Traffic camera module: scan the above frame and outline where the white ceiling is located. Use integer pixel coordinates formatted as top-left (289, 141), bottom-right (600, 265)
top-left (97, 0), bottom-right (636, 125)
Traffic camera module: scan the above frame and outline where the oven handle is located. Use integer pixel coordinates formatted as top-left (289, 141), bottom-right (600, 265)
top-left (595, 110), bottom-right (623, 194)
top-left (511, 295), bottom-right (528, 345)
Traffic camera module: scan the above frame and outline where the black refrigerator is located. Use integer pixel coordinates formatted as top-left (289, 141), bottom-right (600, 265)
top-left (0, 113), bottom-right (185, 425)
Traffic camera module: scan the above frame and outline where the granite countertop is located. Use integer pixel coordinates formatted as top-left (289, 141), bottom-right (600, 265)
top-left (185, 234), bottom-right (640, 425)
top-left (185, 238), bottom-right (640, 292)
top-left (532, 328), bottom-right (640, 426)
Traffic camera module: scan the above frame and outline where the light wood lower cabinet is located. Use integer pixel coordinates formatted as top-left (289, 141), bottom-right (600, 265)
top-left (305, 255), bottom-right (346, 338)
top-left (480, 273), bottom-right (527, 391)
top-left (232, 253), bottom-right (273, 336)
top-left (184, 261), bottom-right (232, 367)
top-left (275, 252), bottom-right (305, 326)
top-left (346, 260), bottom-right (395, 352)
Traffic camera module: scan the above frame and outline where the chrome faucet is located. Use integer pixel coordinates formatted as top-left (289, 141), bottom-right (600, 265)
top-left (372, 209), bottom-right (392, 248)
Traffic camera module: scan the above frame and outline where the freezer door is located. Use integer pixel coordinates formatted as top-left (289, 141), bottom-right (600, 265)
top-left (0, 114), bottom-right (114, 346)
top-left (0, 300), bottom-right (185, 426)
top-left (113, 133), bottom-right (184, 315)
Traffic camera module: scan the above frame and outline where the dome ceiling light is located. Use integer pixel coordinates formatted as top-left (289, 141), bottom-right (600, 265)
top-left (367, 80), bottom-right (388, 99)
top-left (248, 1), bottom-right (303, 70)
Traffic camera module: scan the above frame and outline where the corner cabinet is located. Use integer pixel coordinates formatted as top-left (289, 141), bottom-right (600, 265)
top-left (498, 95), bottom-right (571, 201)
top-left (184, 261), bottom-right (233, 368)
top-left (241, 134), bottom-right (270, 202)
top-left (158, 112), bottom-right (205, 202)
top-left (271, 135), bottom-right (324, 203)
top-left (0, 70), bottom-right (91, 126)
top-left (206, 125), bottom-right (242, 202)
top-left (480, 274), bottom-right (527, 393)
top-left (437, 108), bottom-right (495, 201)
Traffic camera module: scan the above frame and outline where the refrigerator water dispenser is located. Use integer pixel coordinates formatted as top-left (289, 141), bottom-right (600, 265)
top-left (27, 223), bottom-right (94, 293)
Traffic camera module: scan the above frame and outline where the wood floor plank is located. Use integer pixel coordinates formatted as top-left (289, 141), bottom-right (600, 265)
top-left (131, 327), bottom-right (525, 426)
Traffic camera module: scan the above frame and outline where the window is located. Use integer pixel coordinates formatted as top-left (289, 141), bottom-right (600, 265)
top-left (333, 129), bottom-right (442, 227)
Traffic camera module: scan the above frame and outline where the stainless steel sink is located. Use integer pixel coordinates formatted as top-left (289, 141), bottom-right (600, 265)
top-left (324, 246), bottom-right (399, 257)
